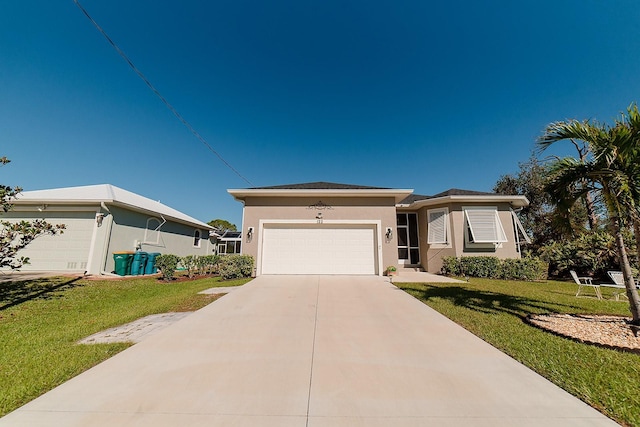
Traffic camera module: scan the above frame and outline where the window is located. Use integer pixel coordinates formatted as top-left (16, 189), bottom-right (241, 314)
top-left (427, 208), bottom-right (449, 245)
top-left (226, 241), bottom-right (241, 254)
top-left (193, 229), bottom-right (201, 247)
top-left (217, 239), bottom-right (241, 255)
top-left (464, 207), bottom-right (507, 244)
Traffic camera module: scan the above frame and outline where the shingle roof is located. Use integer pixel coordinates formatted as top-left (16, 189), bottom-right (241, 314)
top-left (13, 184), bottom-right (212, 229)
top-left (399, 188), bottom-right (515, 206)
top-left (430, 188), bottom-right (497, 198)
top-left (398, 194), bottom-right (431, 205)
top-left (250, 181), bottom-right (391, 190)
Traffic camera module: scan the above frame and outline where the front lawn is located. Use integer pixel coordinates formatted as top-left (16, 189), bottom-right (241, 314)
top-left (0, 274), bottom-right (250, 417)
top-left (395, 278), bottom-right (639, 427)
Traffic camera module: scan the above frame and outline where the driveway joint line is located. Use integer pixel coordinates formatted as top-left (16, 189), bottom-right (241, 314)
top-left (305, 276), bottom-right (320, 427)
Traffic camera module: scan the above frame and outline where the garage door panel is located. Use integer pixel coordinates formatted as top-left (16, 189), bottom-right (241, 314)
top-left (2, 212), bottom-right (94, 271)
top-left (261, 226), bottom-right (376, 275)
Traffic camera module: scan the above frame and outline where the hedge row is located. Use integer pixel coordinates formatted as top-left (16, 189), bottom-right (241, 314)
top-left (441, 256), bottom-right (548, 281)
top-left (155, 254), bottom-right (254, 281)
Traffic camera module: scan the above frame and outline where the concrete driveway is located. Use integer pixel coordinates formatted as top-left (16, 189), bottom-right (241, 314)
top-left (0, 275), bottom-right (618, 426)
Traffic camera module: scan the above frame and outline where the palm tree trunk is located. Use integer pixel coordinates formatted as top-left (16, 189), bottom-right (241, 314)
top-left (584, 190), bottom-right (598, 230)
top-left (634, 219), bottom-right (640, 271)
top-left (612, 217), bottom-right (640, 325)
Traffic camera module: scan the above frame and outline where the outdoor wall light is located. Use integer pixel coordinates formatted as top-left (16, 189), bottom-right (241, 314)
top-left (247, 227), bottom-right (254, 239)
top-left (96, 213), bottom-right (106, 226)
top-left (386, 227), bottom-right (393, 240)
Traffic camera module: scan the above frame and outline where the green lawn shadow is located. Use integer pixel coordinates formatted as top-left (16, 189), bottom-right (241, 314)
top-left (397, 283), bottom-right (577, 319)
top-left (0, 277), bottom-right (84, 311)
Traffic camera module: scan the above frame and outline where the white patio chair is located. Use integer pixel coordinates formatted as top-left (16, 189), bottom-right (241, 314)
top-left (602, 271), bottom-right (630, 301)
top-left (570, 270), bottom-right (602, 300)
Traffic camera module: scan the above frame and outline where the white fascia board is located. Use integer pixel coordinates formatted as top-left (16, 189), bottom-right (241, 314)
top-left (228, 188), bottom-right (414, 203)
top-left (9, 199), bottom-right (213, 230)
top-left (108, 201), bottom-right (214, 230)
top-left (406, 195), bottom-right (529, 209)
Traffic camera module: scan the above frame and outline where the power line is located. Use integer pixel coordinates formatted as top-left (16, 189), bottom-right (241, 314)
top-left (73, 0), bottom-right (253, 186)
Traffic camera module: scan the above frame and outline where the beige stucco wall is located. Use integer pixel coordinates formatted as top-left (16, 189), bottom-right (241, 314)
top-left (240, 196), bottom-right (398, 275)
top-left (413, 202), bottom-right (522, 274)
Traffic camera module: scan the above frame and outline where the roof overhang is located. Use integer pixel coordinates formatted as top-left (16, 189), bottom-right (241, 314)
top-left (228, 188), bottom-right (414, 204)
top-left (397, 194), bottom-right (530, 209)
top-left (8, 198), bottom-right (214, 230)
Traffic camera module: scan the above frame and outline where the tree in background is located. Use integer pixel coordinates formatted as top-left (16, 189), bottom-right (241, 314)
top-left (494, 156), bottom-right (556, 251)
top-left (1, 157), bottom-right (65, 270)
top-left (538, 105), bottom-right (640, 325)
top-left (207, 218), bottom-right (237, 233)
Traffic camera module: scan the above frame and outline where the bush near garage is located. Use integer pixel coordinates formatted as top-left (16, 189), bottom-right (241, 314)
top-left (218, 255), bottom-right (254, 280)
top-left (197, 255), bottom-right (219, 275)
top-left (155, 254), bottom-right (180, 281)
top-left (442, 256), bottom-right (547, 281)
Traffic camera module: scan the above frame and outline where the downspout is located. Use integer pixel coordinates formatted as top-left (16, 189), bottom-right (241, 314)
top-left (99, 202), bottom-right (119, 276)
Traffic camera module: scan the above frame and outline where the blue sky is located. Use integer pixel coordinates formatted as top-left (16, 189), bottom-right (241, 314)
top-left (2, 1), bottom-right (640, 227)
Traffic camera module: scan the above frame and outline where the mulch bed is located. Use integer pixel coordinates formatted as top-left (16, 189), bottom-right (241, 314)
top-left (527, 313), bottom-right (640, 354)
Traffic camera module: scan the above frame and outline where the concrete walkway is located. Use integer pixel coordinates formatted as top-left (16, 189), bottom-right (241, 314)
top-left (0, 276), bottom-right (618, 426)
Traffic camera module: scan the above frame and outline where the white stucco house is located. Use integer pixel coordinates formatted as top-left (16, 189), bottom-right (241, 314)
top-left (1, 184), bottom-right (215, 275)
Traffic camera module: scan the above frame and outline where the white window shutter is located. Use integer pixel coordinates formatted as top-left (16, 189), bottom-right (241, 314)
top-left (511, 210), bottom-right (532, 244)
top-left (465, 208), bottom-right (508, 243)
top-left (427, 209), bottom-right (448, 244)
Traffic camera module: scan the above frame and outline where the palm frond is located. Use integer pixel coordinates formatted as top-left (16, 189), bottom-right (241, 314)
top-left (537, 120), bottom-right (605, 152)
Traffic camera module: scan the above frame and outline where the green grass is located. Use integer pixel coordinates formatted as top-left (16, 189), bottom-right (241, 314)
top-left (395, 278), bottom-right (639, 427)
top-left (0, 274), bottom-right (250, 416)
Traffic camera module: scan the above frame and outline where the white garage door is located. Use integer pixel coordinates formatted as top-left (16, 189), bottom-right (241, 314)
top-left (261, 225), bottom-right (377, 275)
top-left (2, 212), bottom-right (95, 271)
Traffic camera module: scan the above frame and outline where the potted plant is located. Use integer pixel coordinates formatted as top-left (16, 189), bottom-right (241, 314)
top-left (386, 266), bottom-right (397, 276)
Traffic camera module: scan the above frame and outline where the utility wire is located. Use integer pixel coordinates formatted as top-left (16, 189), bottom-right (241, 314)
top-left (73, 0), bottom-right (253, 186)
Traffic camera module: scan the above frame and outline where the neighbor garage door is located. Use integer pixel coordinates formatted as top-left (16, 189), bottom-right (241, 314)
top-left (261, 225), bottom-right (377, 275)
top-left (2, 211), bottom-right (95, 271)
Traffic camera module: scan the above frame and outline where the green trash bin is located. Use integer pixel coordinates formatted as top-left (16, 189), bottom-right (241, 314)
top-left (113, 252), bottom-right (134, 276)
top-left (145, 253), bottom-right (162, 275)
top-left (131, 251), bottom-right (148, 276)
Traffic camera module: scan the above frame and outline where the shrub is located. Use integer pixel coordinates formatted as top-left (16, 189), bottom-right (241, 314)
top-left (155, 254), bottom-right (180, 281)
top-left (460, 256), bottom-right (501, 278)
top-left (180, 255), bottom-right (198, 278)
top-left (441, 256), bottom-right (461, 276)
top-left (442, 256), bottom-right (548, 281)
top-left (501, 258), bottom-right (548, 281)
top-left (197, 255), bottom-right (219, 274)
top-left (218, 255), bottom-right (254, 280)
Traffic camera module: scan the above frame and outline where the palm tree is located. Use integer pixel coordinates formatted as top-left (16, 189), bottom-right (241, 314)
top-left (617, 104), bottom-right (640, 268)
top-left (538, 111), bottom-right (640, 325)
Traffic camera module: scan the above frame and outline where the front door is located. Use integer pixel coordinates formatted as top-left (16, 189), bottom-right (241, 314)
top-left (397, 213), bottom-right (420, 265)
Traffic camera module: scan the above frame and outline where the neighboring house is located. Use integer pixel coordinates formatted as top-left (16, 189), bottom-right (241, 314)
top-left (1, 184), bottom-right (215, 275)
top-left (215, 230), bottom-right (242, 255)
top-left (228, 182), bottom-right (529, 276)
